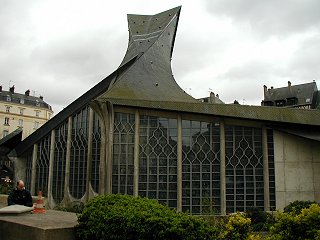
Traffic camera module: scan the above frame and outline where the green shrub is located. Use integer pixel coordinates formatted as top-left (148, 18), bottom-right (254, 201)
top-left (0, 178), bottom-right (13, 194)
top-left (220, 212), bottom-right (252, 240)
top-left (54, 201), bottom-right (85, 213)
top-left (245, 207), bottom-right (275, 231)
top-left (75, 194), bottom-right (219, 240)
top-left (268, 204), bottom-right (320, 240)
top-left (284, 200), bottom-right (317, 215)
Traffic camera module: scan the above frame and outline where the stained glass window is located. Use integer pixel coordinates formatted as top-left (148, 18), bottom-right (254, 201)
top-left (182, 120), bottom-right (220, 214)
top-left (225, 126), bottom-right (264, 213)
top-left (52, 122), bottom-right (68, 203)
top-left (139, 116), bottom-right (177, 208)
top-left (35, 134), bottom-right (51, 196)
top-left (69, 107), bottom-right (89, 199)
top-left (112, 112), bottom-right (135, 195)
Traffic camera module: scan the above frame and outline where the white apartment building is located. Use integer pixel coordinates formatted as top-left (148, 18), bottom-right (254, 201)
top-left (0, 86), bottom-right (53, 140)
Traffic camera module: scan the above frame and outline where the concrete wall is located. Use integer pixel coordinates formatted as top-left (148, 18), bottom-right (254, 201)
top-left (274, 130), bottom-right (320, 210)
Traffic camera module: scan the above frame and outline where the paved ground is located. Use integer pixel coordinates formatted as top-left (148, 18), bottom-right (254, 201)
top-left (0, 210), bottom-right (78, 240)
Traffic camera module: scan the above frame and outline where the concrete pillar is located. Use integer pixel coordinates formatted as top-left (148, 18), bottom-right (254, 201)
top-left (104, 102), bottom-right (113, 194)
top-left (220, 122), bottom-right (226, 215)
top-left (85, 108), bottom-right (94, 201)
top-left (177, 115), bottom-right (182, 212)
top-left (63, 116), bottom-right (72, 200)
top-left (262, 126), bottom-right (270, 211)
top-left (47, 130), bottom-right (56, 207)
top-left (133, 110), bottom-right (140, 197)
top-left (31, 144), bottom-right (38, 195)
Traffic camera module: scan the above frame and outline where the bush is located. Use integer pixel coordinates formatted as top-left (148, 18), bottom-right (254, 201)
top-left (284, 200), bottom-right (317, 215)
top-left (220, 212), bottom-right (252, 240)
top-left (75, 194), bottom-right (219, 240)
top-left (245, 207), bottom-right (275, 231)
top-left (268, 204), bottom-right (320, 240)
top-left (54, 201), bottom-right (85, 213)
top-left (0, 177), bottom-right (13, 194)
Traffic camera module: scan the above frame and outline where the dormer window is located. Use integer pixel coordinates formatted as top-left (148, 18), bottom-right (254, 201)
top-left (20, 99), bottom-right (25, 104)
top-left (36, 100), bottom-right (40, 107)
top-left (6, 96), bottom-right (11, 102)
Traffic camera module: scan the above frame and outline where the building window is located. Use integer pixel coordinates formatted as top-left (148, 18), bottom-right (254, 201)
top-left (20, 99), bottom-right (25, 104)
top-left (5, 106), bottom-right (11, 113)
top-left (138, 115), bottom-right (178, 209)
top-left (3, 130), bottom-right (9, 138)
top-left (225, 126), bottom-right (264, 213)
top-left (6, 96), bottom-right (11, 102)
top-left (35, 111), bottom-right (40, 117)
top-left (20, 108), bottom-right (24, 115)
top-left (34, 121), bottom-right (39, 129)
top-left (112, 112), bottom-right (135, 196)
top-left (4, 117), bottom-right (9, 125)
top-left (18, 119), bottom-right (23, 127)
top-left (182, 120), bottom-right (220, 215)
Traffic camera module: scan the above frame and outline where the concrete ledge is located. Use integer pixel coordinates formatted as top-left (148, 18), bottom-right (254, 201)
top-left (0, 210), bottom-right (77, 240)
top-left (0, 194), bottom-right (48, 208)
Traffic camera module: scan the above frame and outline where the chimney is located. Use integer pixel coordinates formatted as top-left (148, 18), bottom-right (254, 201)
top-left (0, 85), bottom-right (2, 92)
top-left (40, 96), bottom-right (43, 100)
top-left (9, 85), bottom-right (15, 94)
top-left (288, 81), bottom-right (292, 94)
top-left (208, 92), bottom-right (215, 103)
top-left (25, 89), bottom-right (30, 96)
top-left (216, 94), bottom-right (219, 99)
top-left (263, 85), bottom-right (268, 99)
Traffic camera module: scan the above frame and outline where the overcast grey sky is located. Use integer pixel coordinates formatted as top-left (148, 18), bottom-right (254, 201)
top-left (1, 0), bottom-right (319, 113)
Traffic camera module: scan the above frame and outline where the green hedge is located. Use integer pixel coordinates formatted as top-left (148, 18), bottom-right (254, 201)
top-left (75, 194), bottom-right (219, 240)
top-left (283, 200), bottom-right (318, 215)
top-left (268, 204), bottom-right (320, 240)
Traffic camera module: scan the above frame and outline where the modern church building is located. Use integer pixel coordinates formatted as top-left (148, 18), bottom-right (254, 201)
top-left (7, 7), bottom-right (320, 215)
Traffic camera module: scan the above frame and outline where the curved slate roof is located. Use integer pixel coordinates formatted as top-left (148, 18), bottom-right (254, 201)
top-left (97, 6), bottom-right (196, 103)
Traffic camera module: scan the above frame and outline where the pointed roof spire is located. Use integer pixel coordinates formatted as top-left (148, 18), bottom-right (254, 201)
top-left (99, 6), bottom-right (196, 103)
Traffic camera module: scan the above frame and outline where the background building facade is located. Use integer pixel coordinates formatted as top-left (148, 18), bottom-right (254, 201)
top-left (0, 86), bottom-right (53, 140)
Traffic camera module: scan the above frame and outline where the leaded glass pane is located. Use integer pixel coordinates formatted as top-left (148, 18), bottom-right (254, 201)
top-left (53, 121), bottom-right (68, 203)
top-left (35, 134), bottom-right (51, 196)
top-left (69, 107), bottom-right (89, 199)
top-left (225, 126), bottom-right (264, 213)
top-left (139, 116), bottom-right (177, 208)
top-left (267, 129), bottom-right (276, 210)
top-left (182, 120), bottom-right (220, 215)
top-left (91, 112), bottom-right (101, 193)
top-left (112, 112), bottom-right (134, 195)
